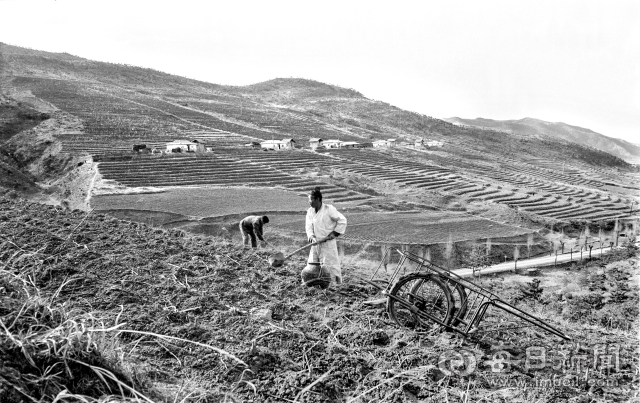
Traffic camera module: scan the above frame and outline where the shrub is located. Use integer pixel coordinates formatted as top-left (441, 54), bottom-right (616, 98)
top-left (592, 300), bottom-right (639, 330)
top-left (604, 236), bottom-right (639, 262)
top-left (518, 278), bottom-right (543, 301)
top-left (561, 292), bottom-right (604, 321)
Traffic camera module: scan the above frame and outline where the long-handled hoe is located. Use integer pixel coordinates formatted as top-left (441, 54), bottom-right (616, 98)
top-left (268, 239), bottom-right (329, 268)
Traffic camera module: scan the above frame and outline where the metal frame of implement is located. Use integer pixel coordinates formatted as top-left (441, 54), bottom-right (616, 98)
top-left (362, 247), bottom-right (571, 341)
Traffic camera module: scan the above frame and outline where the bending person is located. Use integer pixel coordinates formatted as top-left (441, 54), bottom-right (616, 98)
top-left (239, 215), bottom-right (269, 248)
top-left (305, 187), bottom-right (347, 284)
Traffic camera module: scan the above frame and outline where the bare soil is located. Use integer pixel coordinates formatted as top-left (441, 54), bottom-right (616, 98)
top-left (1, 197), bottom-right (638, 402)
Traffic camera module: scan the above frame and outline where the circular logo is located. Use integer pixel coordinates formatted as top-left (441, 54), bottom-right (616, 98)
top-left (438, 349), bottom-right (477, 376)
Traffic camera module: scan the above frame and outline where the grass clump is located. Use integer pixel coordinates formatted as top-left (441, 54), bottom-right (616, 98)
top-left (0, 269), bottom-right (156, 403)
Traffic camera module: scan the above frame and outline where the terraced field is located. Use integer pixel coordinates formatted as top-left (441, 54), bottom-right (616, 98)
top-left (272, 211), bottom-right (534, 245)
top-left (310, 148), bottom-right (636, 223)
top-left (97, 152), bottom-right (374, 204)
top-left (91, 142), bottom-right (635, 224)
top-left (91, 187), bottom-right (308, 217)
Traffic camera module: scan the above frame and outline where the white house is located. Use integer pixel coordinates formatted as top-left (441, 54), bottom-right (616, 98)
top-left (372, 140), bottom-right (389, 148)
top-left (414, 139), bottom-right (424, 148)
top-left (323, 139), bottom-right (342, 149)
top-left (260, 139), bottom-right (296, 151)
top-left (165, 140), bottom-right (205, 153)
top-left (340, 141), bottom-right (359, 149)
top-left (259, 139), bottom-right (291, 150)
top-left (426, 140), bottom-right (444, 147)
top-left (387, 139), bottom-right (397, 147)
top-left (260, 140), bottom-right (283, 150)
top-left (309, 138), bottom-right (323, 150)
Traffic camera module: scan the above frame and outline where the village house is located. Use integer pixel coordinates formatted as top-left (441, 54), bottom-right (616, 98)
top-left (260, 139), bottom-right (295, 150)
top-left (340, 141), bottom-right (359, 149)
top-left (372, 140), bottom-right (389, 148)
top-left (165, 139), bottom-right (205, 153)
top-left (414, 139), bottom-right (424, 148)
top-left (426, 140), bottom-right (444, 147)
top-left (260, 140), bottom-right (282, 150)
top-left (387, 139), bottom-right (397, 147)
top-left (309, 138), bottom-right (323, 150)
top-left (323, 139), bottom-right (342, 149)
top-left (245, 141), bottom-right (262, 149)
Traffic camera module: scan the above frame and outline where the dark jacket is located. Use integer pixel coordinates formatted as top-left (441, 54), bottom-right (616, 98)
top-left (240, 216), bottom-right (265, 241)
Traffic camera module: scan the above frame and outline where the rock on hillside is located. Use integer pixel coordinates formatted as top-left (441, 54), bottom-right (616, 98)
top-left (445, 116), bottom-right (640, 164)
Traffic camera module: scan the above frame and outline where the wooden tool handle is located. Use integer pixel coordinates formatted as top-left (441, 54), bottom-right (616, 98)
top-left (283, 238), bottom-right (328, 260)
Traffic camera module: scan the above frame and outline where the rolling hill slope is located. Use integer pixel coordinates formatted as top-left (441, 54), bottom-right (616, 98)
top-left (1, 42), bottom-right (638, 226)
top-left (445, 116), bottom-right (640, 164)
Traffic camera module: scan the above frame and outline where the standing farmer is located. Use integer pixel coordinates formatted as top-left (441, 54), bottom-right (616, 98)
top-left (306, 187), bottom-right (347, 284)
top-left (239, 215), bottom-right (269, 248)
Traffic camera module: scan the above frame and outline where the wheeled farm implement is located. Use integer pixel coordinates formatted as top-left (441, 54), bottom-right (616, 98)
top-left (360, 248), bottom-right (571, 340)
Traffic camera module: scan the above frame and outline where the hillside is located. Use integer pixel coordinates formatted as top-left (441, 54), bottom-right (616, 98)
top-left (1, 43), bottom-right (631, 165)
top-left (444, 117), bottom-right (640, 164)
top-left (0, 42), bottom-right (638, 228)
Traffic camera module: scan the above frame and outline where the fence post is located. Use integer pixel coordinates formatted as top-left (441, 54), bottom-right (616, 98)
top-left (381, 245), bottom-right (388, 272)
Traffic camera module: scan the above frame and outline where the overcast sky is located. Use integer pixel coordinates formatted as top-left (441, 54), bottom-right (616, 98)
top-left (1, 0), bottom-right (638, 143)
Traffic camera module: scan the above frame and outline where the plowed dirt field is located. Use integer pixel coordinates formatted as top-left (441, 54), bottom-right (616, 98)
top-left (1, 198), bottom-right (637, 402)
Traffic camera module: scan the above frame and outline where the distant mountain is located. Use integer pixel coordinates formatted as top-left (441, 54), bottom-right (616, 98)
top-left (444, 117), bottom-right (640, 164)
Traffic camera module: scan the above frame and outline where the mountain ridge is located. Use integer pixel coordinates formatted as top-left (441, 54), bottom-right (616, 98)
top-left (444, 116), bottom-right (640, 164)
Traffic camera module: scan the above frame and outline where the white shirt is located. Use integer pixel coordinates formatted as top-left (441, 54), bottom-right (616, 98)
top-left (306, 203), bottom-right (347, 240)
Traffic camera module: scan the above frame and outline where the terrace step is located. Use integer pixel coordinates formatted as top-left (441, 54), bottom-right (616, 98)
top-left (552, 208), bottom-right (606, 220)
top-left (511, 197), bottom-right (557, 207)
top-left (330, 195), bottom-right (372, 203)
top-left (522, 202), bottom-right (572, 213)
top-left (413, 180), bottom-right (458, 189)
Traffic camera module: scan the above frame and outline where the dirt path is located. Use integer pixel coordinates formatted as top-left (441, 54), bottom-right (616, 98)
top-left (454, 243), bottom-right (635, 277)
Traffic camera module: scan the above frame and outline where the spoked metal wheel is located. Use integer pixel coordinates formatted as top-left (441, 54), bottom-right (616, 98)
top-left (387, 273), bottom-right (454, 332)
top-left (414, 275), bottom-right (468, 327)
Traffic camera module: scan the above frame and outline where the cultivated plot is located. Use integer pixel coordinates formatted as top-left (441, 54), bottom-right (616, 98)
top-left (273, 211), bottom-right (534, 244)
top-left (91, 187), bottom-right (308, 217)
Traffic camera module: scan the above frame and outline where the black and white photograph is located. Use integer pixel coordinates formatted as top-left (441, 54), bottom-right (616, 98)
top-left (0, 1), bottom-right (638, 402)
